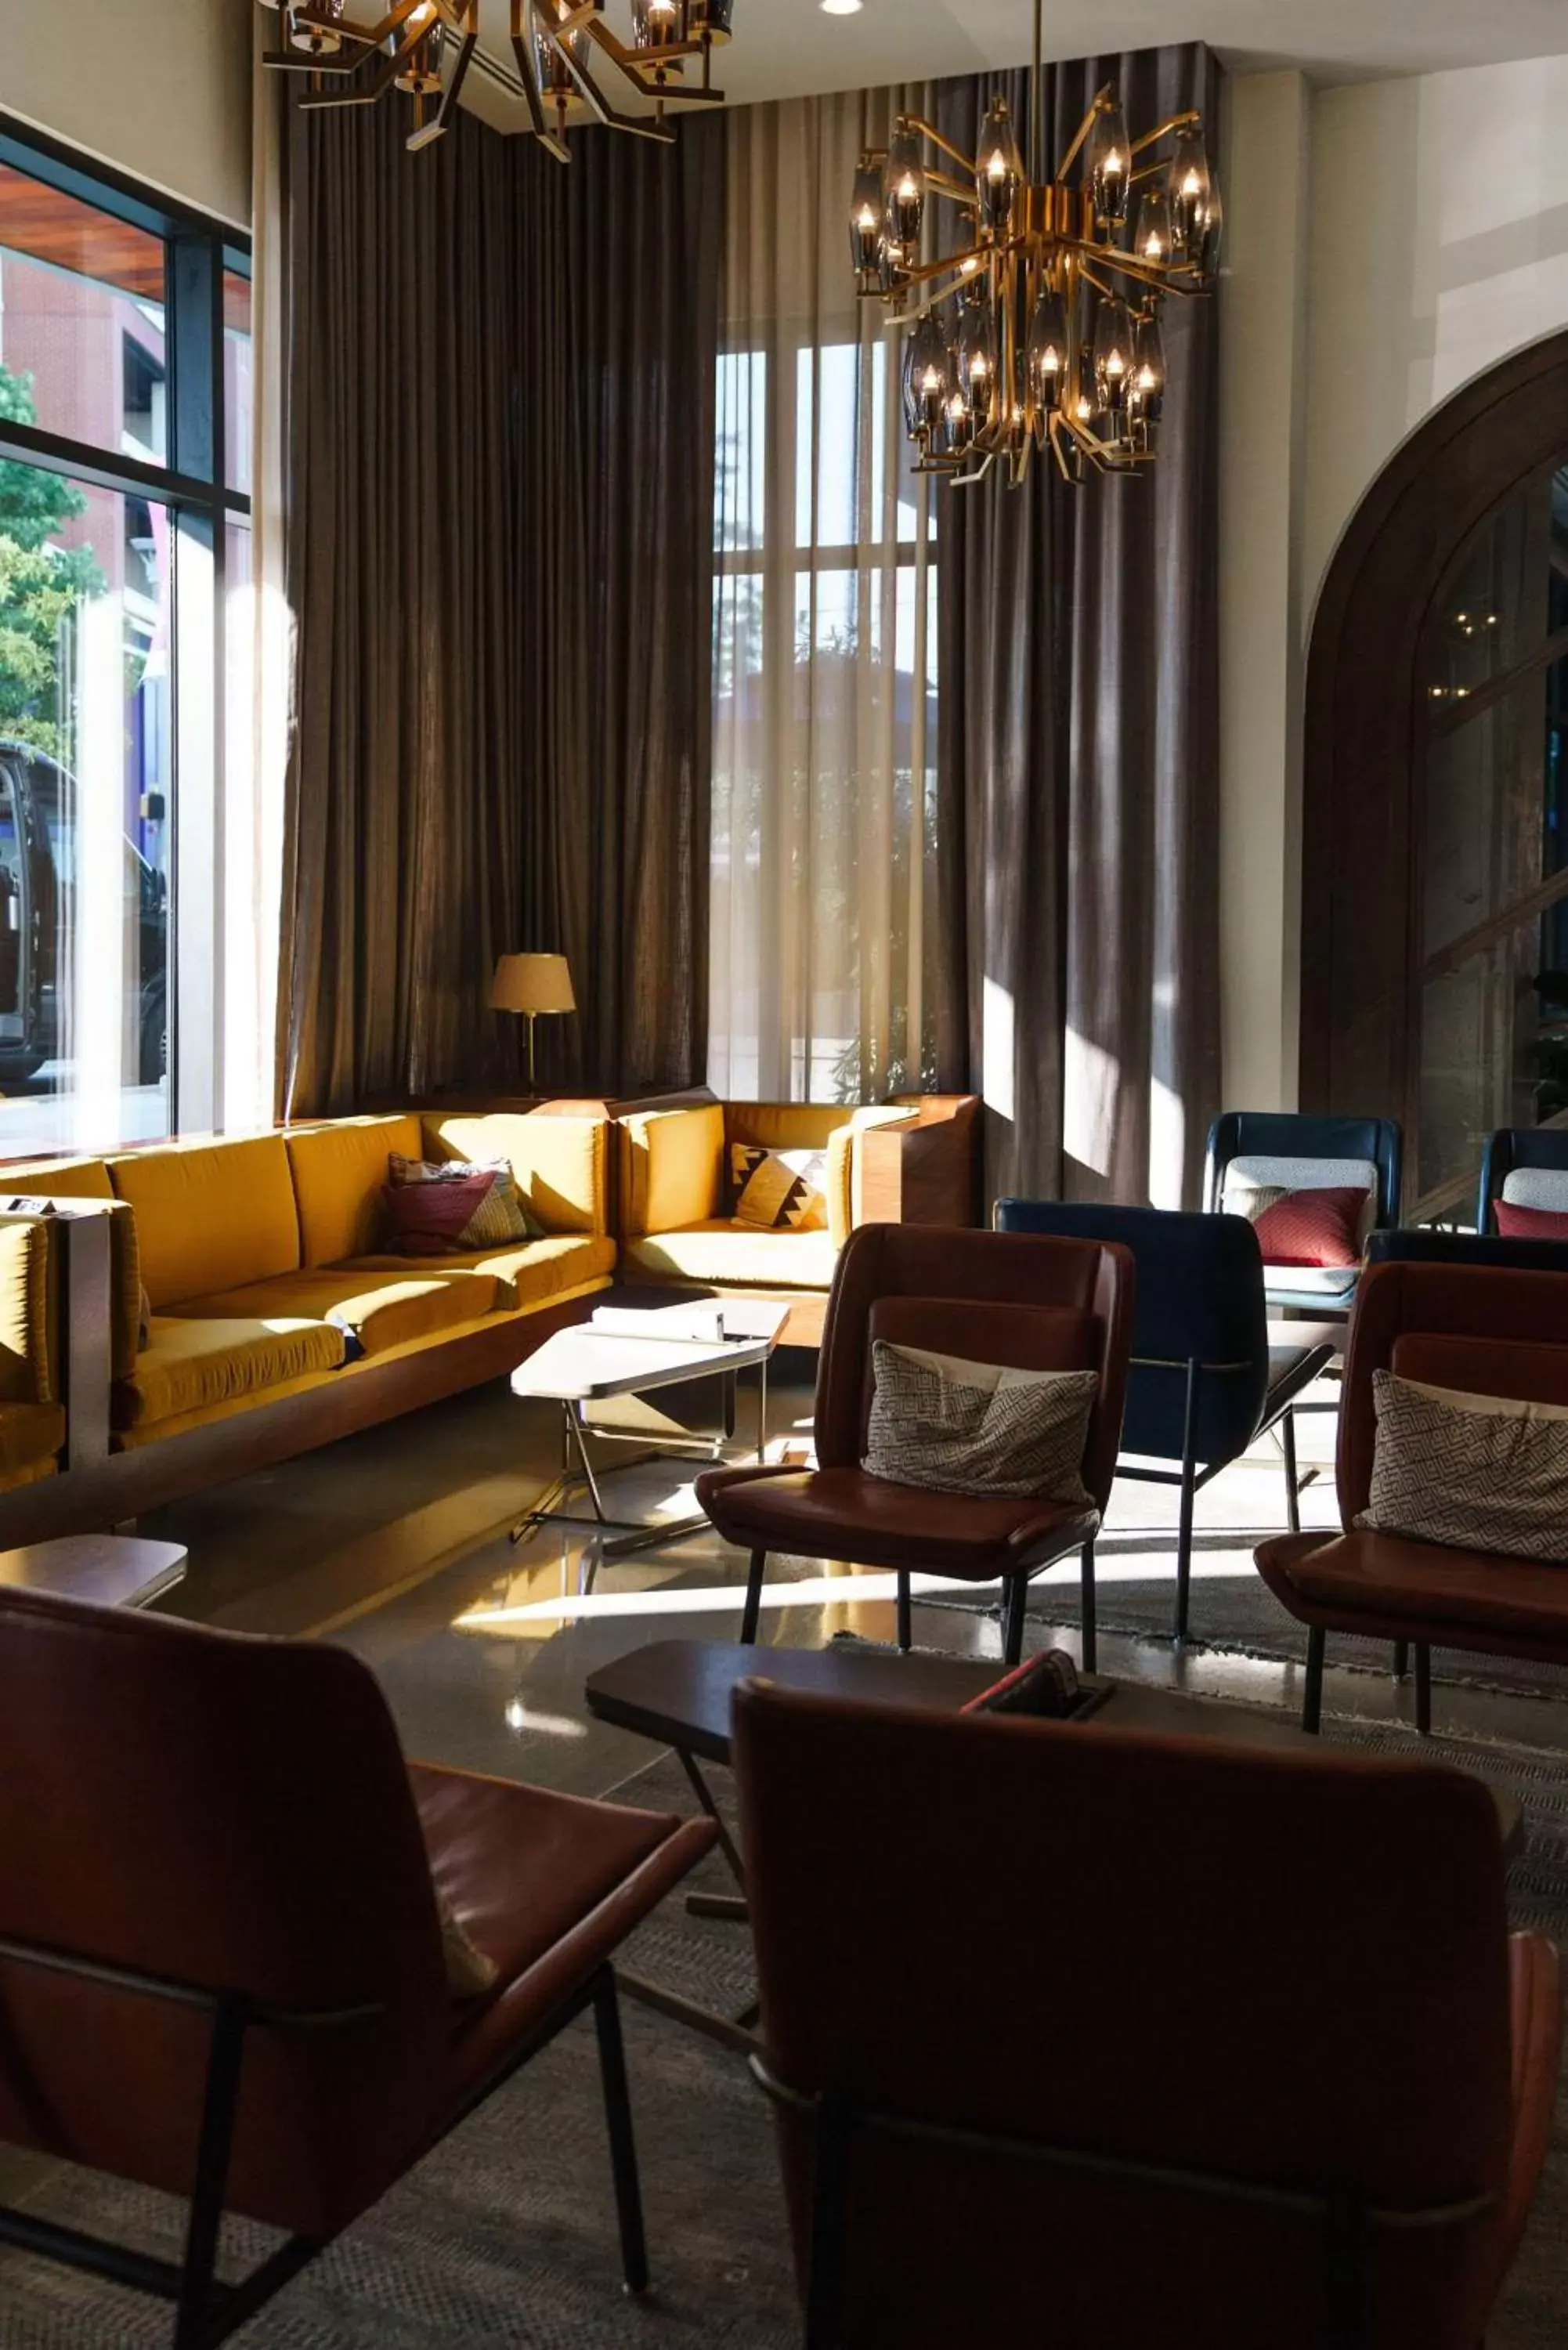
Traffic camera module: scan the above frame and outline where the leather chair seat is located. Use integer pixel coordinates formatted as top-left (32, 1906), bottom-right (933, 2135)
top-left (408, 1764), bottom-right (714, 2106)
top-left (699, 1461), bottom-right (1098, 1578)
top-left (1258, 1527), bottom-right (1568, 1650)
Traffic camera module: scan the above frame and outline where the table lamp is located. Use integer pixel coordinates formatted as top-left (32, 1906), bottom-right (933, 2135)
top-left (490, 953), bottom-right (576, 1090)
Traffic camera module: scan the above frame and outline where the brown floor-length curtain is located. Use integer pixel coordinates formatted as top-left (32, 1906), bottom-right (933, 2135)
top-left (277, 96), bottom-right (721, 1115)
top-left (936, 45), bottom-right (1221, 1207)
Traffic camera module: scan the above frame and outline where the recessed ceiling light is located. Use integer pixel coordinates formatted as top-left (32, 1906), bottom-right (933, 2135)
top-left (820, 0), bottom-right (863, 13)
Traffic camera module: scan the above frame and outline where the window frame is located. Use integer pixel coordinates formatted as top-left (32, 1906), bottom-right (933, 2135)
top-left (0, 111), bottom-right (251, 1141)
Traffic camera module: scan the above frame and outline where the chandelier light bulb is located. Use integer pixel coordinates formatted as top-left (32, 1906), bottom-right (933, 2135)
top-left (632, 0), bottom-right (682, 51)
top-left (1168, 124), bottom-right (1214, 263)
top-left (1093, 294), bottom-right (1133, 416)
top-left (1086, 99), bottom-right (1131, 228)
top-left (885, 124), bottom-right (927, 249)
top-left (975, 98), bottom-right (1023, 234)
top-left (902, 312), bottom-right (953, 436)
top-left (1134, 186), bottom-right (1172, 266)
top-left (848, 156), bottom-right (886, 276)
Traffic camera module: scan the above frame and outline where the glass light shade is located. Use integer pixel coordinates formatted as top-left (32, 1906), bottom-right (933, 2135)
top-left (901, 313), bottom-right (952, 436)
top-left (1086, 99), bottom-right (1130, 228)
top-left (974, 99), bottom-right (1024, 235)
top-left (1092, 293), bottom-right (1133, 418)
top-left (287, 0), bottom-right (345, 54)
top-left (533, 19), bottom-right (589, 93)
top-left (696, 0), bottom-right (734, 32)
top-left (1129, 310), bottom-right (1165, 426)
top-left (1133, 186), bottom-right (1172, 266)
top-left (1169, 125), bottom-right (1213, 260)
top-left (953, 304), bottom-right (998, 411)
top-left (1199, 175), bottom-right (1224, 276)
top-left (1025, 285), bottom-right (1069, 411)
top-left (395, 14), bottom-right (445, 95)
top-left (849, 157), bottom-right (885, 275)
top-left (885, 125), bottom-right (926, 252)
top-left (943, 389), bottom-right (974, 457)
top-left (632, 0), bottom-right (684, 50)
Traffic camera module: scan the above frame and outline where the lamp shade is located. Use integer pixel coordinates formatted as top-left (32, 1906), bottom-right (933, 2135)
top-left (490, 953), bottom-right (576, 1015)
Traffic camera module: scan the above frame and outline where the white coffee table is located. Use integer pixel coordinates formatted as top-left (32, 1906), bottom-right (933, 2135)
top-left (509, 1300), bottom-right (790, 1556)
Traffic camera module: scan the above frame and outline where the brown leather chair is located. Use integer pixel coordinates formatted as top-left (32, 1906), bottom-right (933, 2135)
top-left (732, 1676), bottom-right (1561, 2349)
top-left (695, 1224), bottom-right (1135, 1668)
top-left (0, 1588), bottom-right (714, 2347)
top-left (1257, 1257), bottom-right (1568, 1734)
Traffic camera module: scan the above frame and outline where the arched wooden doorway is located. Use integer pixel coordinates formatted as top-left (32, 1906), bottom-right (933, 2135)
top-left (1302, 331), bottom-right (1568, 1220)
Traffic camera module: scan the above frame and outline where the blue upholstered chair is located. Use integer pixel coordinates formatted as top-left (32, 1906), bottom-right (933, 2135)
top-left (1476, 1126), bottom-right (1568, 1235)
top-left (1204, 1112), bottom-right (1403, 1314)
top-left (994, 1200), bottom-right (1335, 1643)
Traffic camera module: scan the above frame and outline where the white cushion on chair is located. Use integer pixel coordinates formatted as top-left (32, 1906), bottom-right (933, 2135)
top-left (1500, 1168), bottom-right (1568, 1212)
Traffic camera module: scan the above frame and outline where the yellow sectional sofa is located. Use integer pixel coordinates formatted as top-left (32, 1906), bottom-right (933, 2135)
top-left (616, 1094), bottom-right (981, 1345)
top-left (0, 1110), bottom-right (612, 1534)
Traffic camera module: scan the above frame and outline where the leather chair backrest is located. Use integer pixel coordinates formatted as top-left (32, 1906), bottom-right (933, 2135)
top-left (733, 1678), bottom-right (1514, 2350)
top-left (1476, 1126), bottom-right (1568, 1234)
top-left (0, 1588), bottom-right (447, 2232)
top-left (1341, 1259), bottom-right (1568, 1520)
top-left (1206, 1111), bottom-right (1403, 1228)
top-left (815, 1225), bottom-right (1133, 1513)
top-left (995, 1199), bottom-right (1270, 1469)
top-left (1367, 1227), bottom-right (1568, 1277)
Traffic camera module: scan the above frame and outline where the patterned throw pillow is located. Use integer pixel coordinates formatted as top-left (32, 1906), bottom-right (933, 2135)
top-left (862, 1340), bottom-right (1098, 1502)
top-left (730, 1144), bottom-right (828, 1232)
top-left (1495, 1201), bottom-right (1568, 1241)
top-left (381, 1155), bottom-right (541, 1256)
top-left (1355, 1371), bottom-right (1568, 1560)
top-left (1227, 1183), bottom-right (1366, 1268)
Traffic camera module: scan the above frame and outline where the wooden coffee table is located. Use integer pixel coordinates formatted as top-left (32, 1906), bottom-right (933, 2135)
top-left (0, 1533), bottom-right (187, 1611)
top-left (587, 1637), bottom-right (1523, 1856)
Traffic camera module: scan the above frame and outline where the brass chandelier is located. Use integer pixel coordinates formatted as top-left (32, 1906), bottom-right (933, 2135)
top-left (850, 5), bottom-right (1221, 483)
top-left (260, 0), bottom-right (735, 157)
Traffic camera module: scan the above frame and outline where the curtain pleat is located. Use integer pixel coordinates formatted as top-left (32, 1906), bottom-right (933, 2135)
top-left (936, 46), bottom-right (1222, 1208)
top-left (277, 99), bottom-right (721, 1114)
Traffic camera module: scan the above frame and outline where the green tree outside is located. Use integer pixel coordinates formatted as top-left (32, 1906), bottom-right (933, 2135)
top-left (0, 363), bottom-right (104, 757)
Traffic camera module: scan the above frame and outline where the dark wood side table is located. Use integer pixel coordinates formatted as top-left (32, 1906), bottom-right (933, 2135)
top-left (0, 1533), bottom-right (187, 1611)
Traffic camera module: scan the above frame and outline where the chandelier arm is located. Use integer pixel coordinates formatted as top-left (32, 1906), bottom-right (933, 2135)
top-left (1128, 108), bottom-right (1201, 157)
top-left (407, 20), bottom-right (477, 146)
top-left (922, 170), bottom-right (981, 208)
top-left (297, 38), bottom-right (415, 107)
top-left (898, 117), bottom-right (977, 178)
top-left (511, 0), bottom-right (553, 139)
top-left (1060, 241), bottom-right (1195, 297)
top-left (1047, 413), bottom-right (1077, 483)
top-left (557, 43), bottom-right (680, 140)
top-left (298, 0), bottom-right (428, 50)
top-left (586, 20), bottom-right (721, 70)
top-left (1054, 83), bottom-right (1113, 184)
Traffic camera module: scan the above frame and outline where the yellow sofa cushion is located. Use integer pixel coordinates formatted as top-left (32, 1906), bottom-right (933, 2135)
top-left (0, 1217), bottom-right (52, 1405)
top-left (0, 1185), bottom-right (139, 1382)
top-left (284, 1115), bottom-right (425, 1267)
top-left (108, 1136), bottom-right (302, 1311)
top-left (114, 1314), bottom-right (347, 1431)
top-left (345, 1231), bottom-right (616, 1311)
top-left (0, 1401), bottom-right (65, 1486)
top-left (421, 1113), bottom-right (609, 1237)
top-left (0, 1155), bottom-right (114, 1201)
top-left (619, 1105), bottom-right (724, 1237)
top-left (176, 1268), bottom-right (502, 1358)
top-left (623, 1221), bottom-right (837, 1292)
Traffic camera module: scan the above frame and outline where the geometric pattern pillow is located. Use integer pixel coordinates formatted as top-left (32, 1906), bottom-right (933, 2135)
top-left (381, 1155), bottom-right (541, 1255)
top-left (1353, 1370), bottom-right (1568, 1560)
top-left (729, 1143), bottom-right (828, 1232)
top-left (862, 1340), bottom-right (1098, 1503)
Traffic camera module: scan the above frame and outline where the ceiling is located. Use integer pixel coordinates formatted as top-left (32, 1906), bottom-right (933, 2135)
top-left (462, 0), bottom-right (1568, 133)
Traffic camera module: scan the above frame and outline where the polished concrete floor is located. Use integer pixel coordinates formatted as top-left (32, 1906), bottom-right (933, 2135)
top-left (139, 1347), bottom-right (1568, 1779)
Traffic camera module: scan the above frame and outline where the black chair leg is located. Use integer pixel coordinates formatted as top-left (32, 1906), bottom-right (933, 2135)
top-left (1414, 1642), bottom-right (1432, 1737)
top-left (1281, 1408), bottom-right (1301, 1537)
top-left (739, 1549), bottom-right (766, 1644)
top-left (173, 1998), bottom-right (247, 2350)
top-left (1174, 1359), bottom-right (1200, 1643)
top-left (1393, 1640), bottom-right (1409, 1680)
top-left (1002, 1574), bottom-right (1028, 1667)
top-left (593, 1972), bottom-right (649, 2298)
top-left (1302, 1625), bottom-right (1325, 1734)
top-left (1080, 1538), bottom-right (1097, 1675)
top-left (896, 1571), bottom-right (912, 1653)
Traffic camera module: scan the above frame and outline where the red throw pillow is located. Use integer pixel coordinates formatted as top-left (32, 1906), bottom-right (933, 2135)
top-left (381, 1170), bottom-right (505, 1257)
top-left (1495, 1199), bottom-right (1568, 1240)
top-left (1250, 1185), bottom-right (1365, 1268)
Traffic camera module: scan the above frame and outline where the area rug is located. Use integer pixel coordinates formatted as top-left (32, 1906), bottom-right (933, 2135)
top-left (2, 1738), bottom-right (1565, 2347)
top-left (922, 1527), bottom-right (1568, 1708)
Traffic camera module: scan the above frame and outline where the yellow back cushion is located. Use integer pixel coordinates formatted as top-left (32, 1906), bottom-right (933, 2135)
top-left (284, 1115), bottom-right (425, 1267)
top-left (0, 1156), bottom-right (114, 1201)
top-left (422, 1113), bottom-right (608, 1237)
top-left (109, 1136), bottom-right (302, 1311)
top-left (724, 1104), bottom-right (851, 1155)
top-left (618, 1105), bottom-right (724, 1237)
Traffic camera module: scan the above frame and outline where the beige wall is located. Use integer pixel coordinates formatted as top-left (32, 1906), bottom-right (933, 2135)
top-left (1219, 52), bottom-right (1568, 1112)
top-left (0, 0), bottom-right (252, 226)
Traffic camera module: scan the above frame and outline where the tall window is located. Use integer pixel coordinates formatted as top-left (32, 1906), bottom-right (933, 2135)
top-left (0, 122), bottom-right (251, 1152)
top-left (709, 95), bottom-right (941, 1105)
